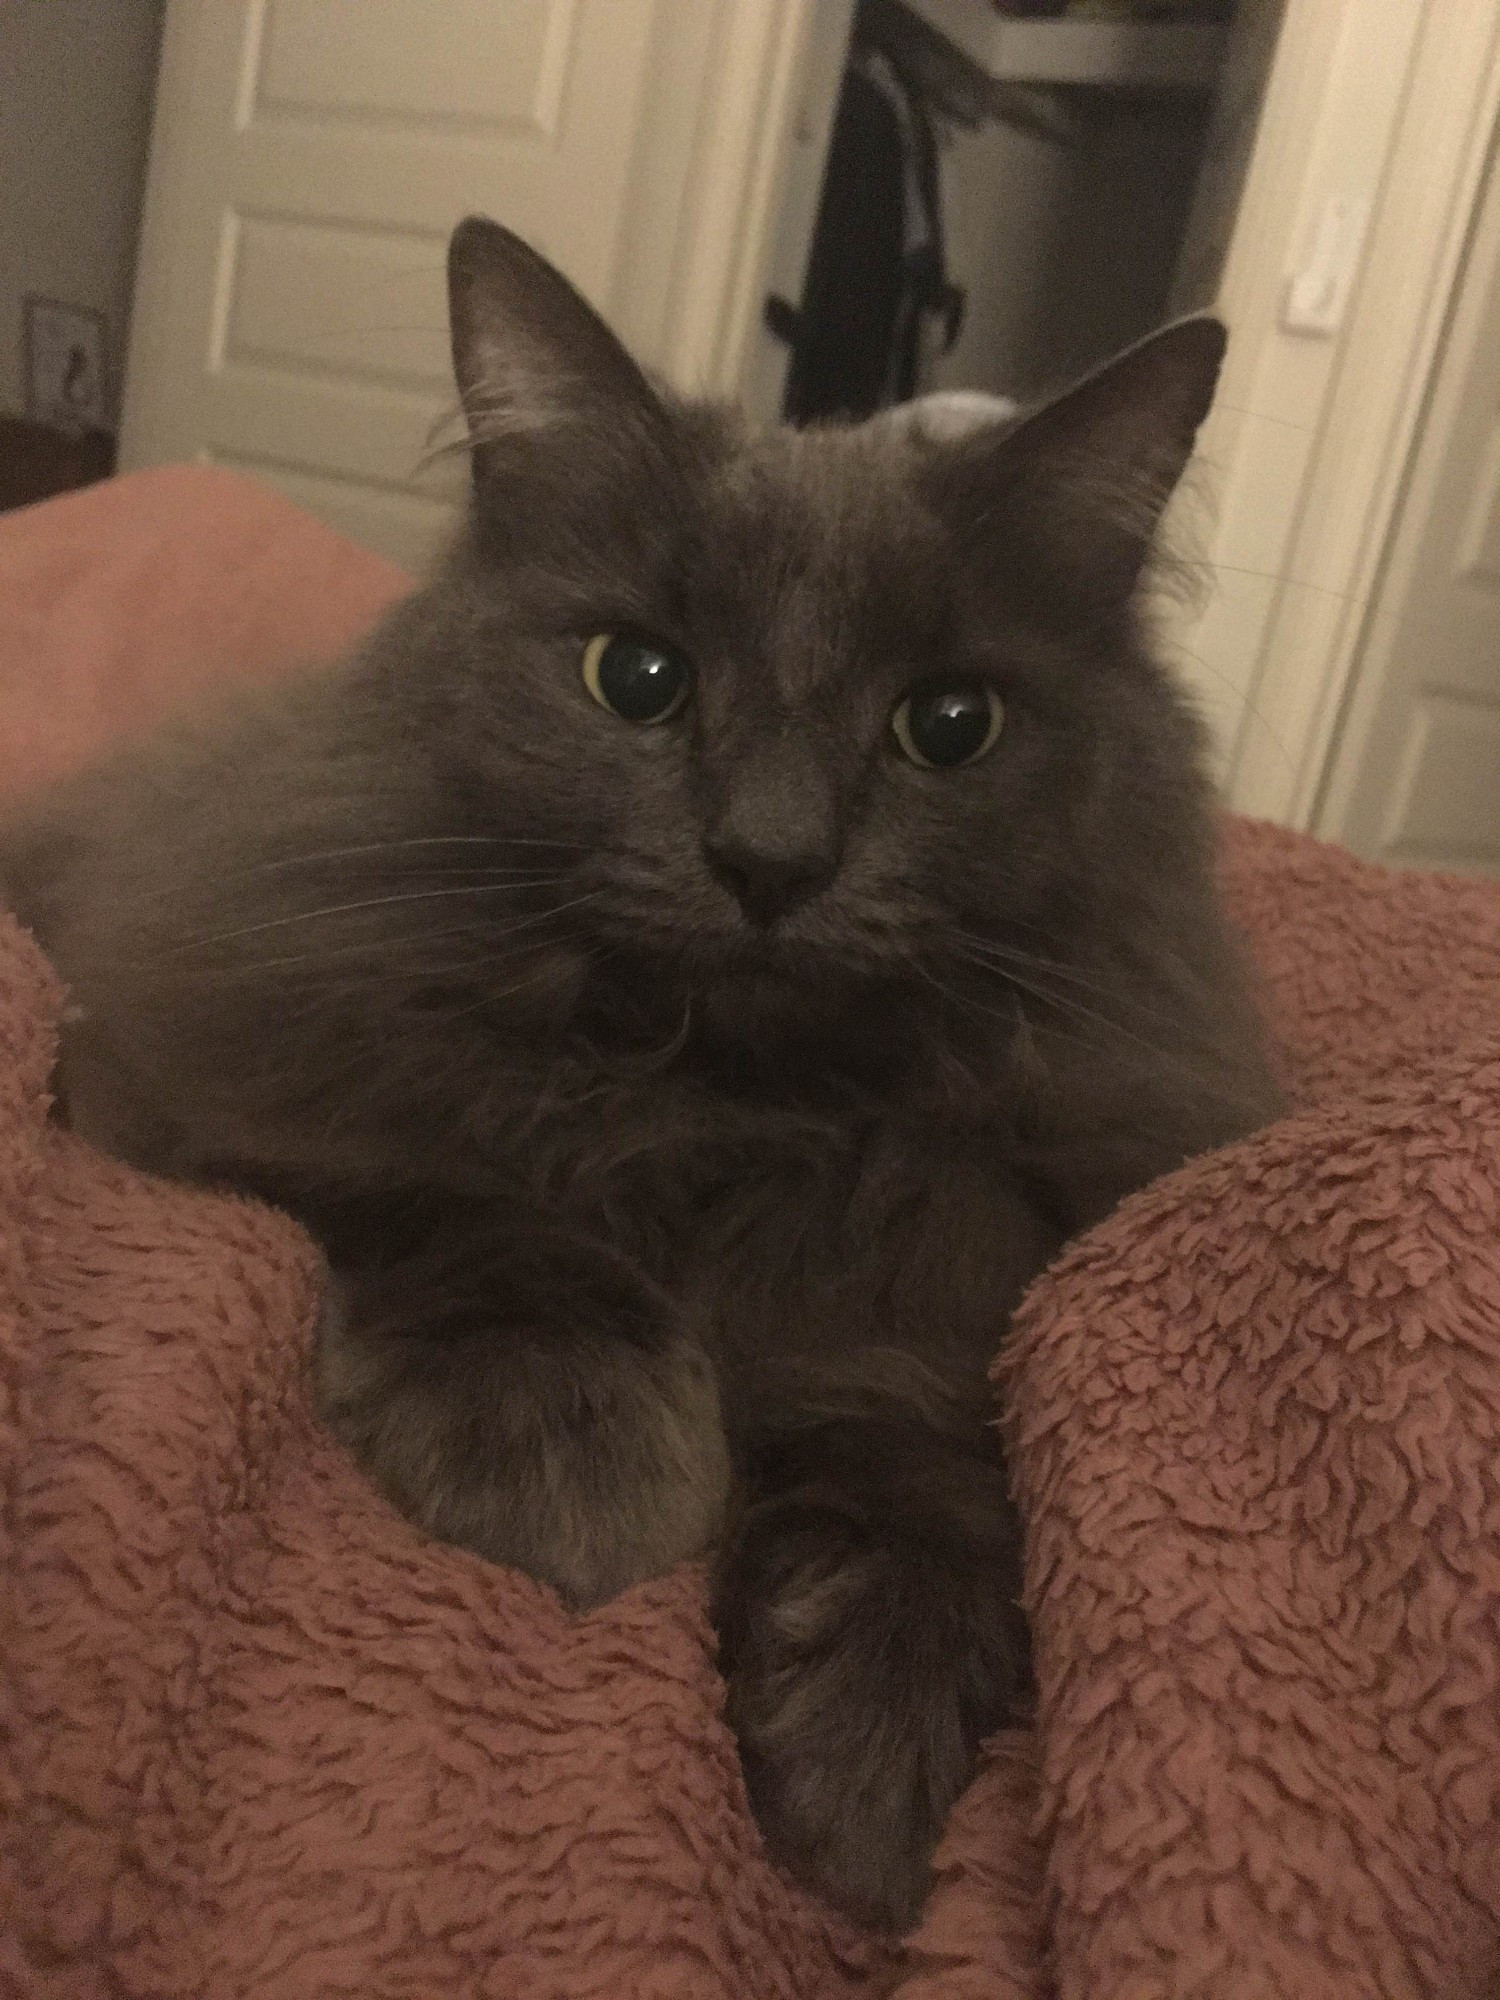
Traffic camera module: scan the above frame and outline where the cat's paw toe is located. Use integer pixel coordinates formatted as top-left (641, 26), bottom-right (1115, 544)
top-left (738, 1724), bottom-right (940, 1933)
top-left (719, 1518), bottom-right (1028, 1932)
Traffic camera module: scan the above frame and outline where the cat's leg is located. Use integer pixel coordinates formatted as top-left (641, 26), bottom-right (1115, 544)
top-left (314, 1215), bottom-right (729, 1610)
top-left (715, 1374), bottom-right (1029, 1932)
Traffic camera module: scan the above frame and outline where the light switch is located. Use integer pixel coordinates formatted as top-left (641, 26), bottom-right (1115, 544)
top-left (1282, 192), bottom-right (1372, 337)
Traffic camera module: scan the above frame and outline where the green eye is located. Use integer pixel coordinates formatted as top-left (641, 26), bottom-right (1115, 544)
top-left (582, 632), bottom-right (692, 724)
top-left (892, 681), bottom-right (1004, 769)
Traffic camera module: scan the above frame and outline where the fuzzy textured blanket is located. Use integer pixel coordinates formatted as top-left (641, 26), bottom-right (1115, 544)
top-left (4, 472), bottom-right (1500, 1998)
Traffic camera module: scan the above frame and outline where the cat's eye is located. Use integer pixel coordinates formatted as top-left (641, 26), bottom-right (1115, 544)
top-left (892, 682), bottom-right (1004, 769)
top-left (582, 632), bottom-right (692, 725)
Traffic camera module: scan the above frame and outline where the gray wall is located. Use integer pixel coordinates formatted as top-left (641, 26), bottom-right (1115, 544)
top-left (0, 0), bottom-right (165, 423)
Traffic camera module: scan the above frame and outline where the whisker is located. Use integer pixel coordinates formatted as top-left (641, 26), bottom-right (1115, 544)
top-left (950, 931), bottom-right (1117, 995)
top-left (907, 950), bottom-right (990, 1013)
top-left (956, 952), bottom-right (1192, 1048)
top-left (244, 835), bottom-right (588, 874)
top-left (216, 890), bottom-right (607, 975)
top-left (943, 941), bottom-right (1169, 1058)
top-left (951, 955), bottom-right (1188, 1046)
top-left (949, 931), bottom-right (1186, 1022)
top-left (438, 950), bottom-right (591, 1023)
top-left (257, 865), bottom-right (575, 882)
top-left (159, 881), bottom-right (589, 957)
top-left (586, 983), bottom-right (695, 1071)
top-left (169, 913), bottom-right (547, 983)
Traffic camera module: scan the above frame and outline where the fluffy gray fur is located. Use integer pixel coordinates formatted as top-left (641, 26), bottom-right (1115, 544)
top-left (2, 218), bottom-right (1281, 1931)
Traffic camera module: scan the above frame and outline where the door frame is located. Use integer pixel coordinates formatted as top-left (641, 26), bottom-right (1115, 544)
top-left (643, 0), bottom-right (826, 398)
top-left (1311, 87), bottom-right (1500, 858)
top-left (1178, 0), bottom-right (1500, 825)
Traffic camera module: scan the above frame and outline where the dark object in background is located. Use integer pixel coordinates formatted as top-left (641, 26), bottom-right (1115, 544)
top-left (0, 416), bottom-right (116, 515)
top-left (770, 14), bottom-right (964, 423)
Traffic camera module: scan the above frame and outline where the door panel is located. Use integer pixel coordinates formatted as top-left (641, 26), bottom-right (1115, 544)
top-left (253, 0), bottom-right (575, 133)
top-left (1318, 131), bottom-right (1500, 877)
top-left (122, 0), bottom-right (703, 571)
top-left (223, 218), bottom-right (452, 390)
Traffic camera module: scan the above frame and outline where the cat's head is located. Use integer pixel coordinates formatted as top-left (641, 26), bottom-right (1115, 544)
top-left (375, 218), bottom-right (1226, 1045)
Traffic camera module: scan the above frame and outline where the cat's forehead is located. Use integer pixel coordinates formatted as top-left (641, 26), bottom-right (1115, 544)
top-left (697, 422), bottom-right (950, 684)
top-left (714, 421), bottom-right (920, 545)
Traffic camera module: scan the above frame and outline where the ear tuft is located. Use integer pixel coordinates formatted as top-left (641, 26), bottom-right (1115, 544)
top-left (446, 216), bottom-right (662, 475)
top-left (935, 316), bottom-right (1227, 611)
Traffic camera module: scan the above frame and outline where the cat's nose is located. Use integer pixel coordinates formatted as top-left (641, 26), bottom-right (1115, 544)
top-left (703, 738), bottom-right (842, 925)
top-left (702, 831), bottom-right (837, 926)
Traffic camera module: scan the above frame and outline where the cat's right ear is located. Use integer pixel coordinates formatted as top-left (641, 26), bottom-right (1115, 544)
top-left (447, 216), bottom-right (665, 477)
top-left (929, 316), bottom-right (1226, 616)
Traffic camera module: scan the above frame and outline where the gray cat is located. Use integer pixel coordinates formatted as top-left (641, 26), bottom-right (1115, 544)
top-left (3, 218), bottom-right (1281, 1931)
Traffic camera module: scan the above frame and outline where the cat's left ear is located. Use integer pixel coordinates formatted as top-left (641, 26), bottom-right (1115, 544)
top-left (447, 215), bottom-right (666, 477)
top-left (934, 316), bottom-right (1226, 611)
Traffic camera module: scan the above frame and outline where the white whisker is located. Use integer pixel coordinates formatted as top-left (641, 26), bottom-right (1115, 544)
top-left (246, 835), bottom-right (587, 874)
top-left (944, 939), bottom-right (1168, 1057)
top-left (161, 880), bottom-right (590, 957)
top-left (226, 889), bottom-right (607, 975)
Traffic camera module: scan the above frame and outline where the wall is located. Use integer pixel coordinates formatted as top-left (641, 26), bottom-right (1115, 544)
top-left (0, 0), bottom-right (165, 425)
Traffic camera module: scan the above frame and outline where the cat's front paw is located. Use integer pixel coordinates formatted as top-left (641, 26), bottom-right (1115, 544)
top-left (716, 1507), bottom-right (1030, 1932)
top-left (314, 1250), bottom-right (730, 1609)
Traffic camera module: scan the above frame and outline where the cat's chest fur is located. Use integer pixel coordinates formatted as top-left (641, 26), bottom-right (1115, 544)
top-left (679, 1124), bottom-right (1058, 1393)
top-left (473, 1036), bottom-right (1060, 1390)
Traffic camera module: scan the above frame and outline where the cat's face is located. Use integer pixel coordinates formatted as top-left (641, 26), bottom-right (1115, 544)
top-left (380, 221), bottom-right (1225, 1039)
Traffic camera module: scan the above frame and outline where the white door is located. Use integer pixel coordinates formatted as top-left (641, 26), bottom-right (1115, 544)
top-left (121, 0), bottom-right (815, 571)
top-left (1315, 127), bottom-right (1500, 879)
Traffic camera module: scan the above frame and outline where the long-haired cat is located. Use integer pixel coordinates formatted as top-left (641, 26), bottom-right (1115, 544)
top-left (2, 218), bottom-right (1281, 1931)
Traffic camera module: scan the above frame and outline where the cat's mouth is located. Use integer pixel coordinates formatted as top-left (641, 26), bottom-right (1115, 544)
top-left (677, 957), bottom-right (873, 1061)
top-left (574, 915), bottom-right (876, 1052)
top-left (690, 918), bottom-right (877, 996)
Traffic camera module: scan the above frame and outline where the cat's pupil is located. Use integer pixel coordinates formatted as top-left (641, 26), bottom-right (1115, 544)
top-left (894, 683), bottom-right (1002, 769)
top-left (584, 633), bottom-right (691, 724)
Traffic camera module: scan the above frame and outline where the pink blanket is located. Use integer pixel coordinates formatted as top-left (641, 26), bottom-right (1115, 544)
top-left (0, 466), bottom-right (406, 800)
top-left (4, 472), bottom-right (1500, 1997)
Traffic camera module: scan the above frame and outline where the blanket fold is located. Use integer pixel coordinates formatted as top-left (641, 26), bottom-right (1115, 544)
top-left (4, 472), bottom-right (1500, 1998)
top-left (7, 823), bottom-right (1500, 1999)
